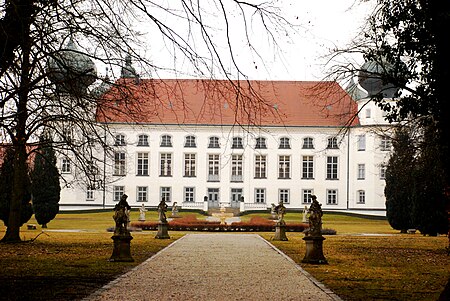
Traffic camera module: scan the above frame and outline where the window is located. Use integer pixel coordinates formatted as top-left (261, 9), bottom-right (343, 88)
top-left (326, 156), bottom-right (338, 180)
top-left (160, 153), bottom-right (172, 177)
top-left (279, 189), bottom-right (290, 204)
top-left (327, 137), bottom-right (339, 149)
top-left (114, 134), bottom-right (126, 146)
top-left (184, 136), bottom-right (196, 148)
top-left (184, 153), bottom-right (196, 177)
top-left (278, 155), bottom-right (291, 179)
top-left (86, 188), bottom-right (94, 201)
top-left (279, 137), bottom-right (290, 149)
top-left (160, 187), bottom-right (171, 202)
top-left (380, 165), bottom-right (387, 180)
top-left (302, 137), bottom-right (314, 149)
top-left (136, 153), bottom-right (149, 176)
top-left (255, 137), bottom-right (267, 149)
top-left (208, 154), bottom-right (220, 181)
top-left (357, 190), bottom-right (365, 204)
top-left (114, 152), bottom-right (126, 176)
top-left (357, 135), bottom-right (366, 151)
top-left (137, 186), bottom-right (148, 202)
top-left (184, 187), bottom-right (195, 202)
top-left (326, 189), bottom-right (338, 205)
top-left (302, 156), bottom-right (314, 179)
top-left (366, 108), bottom-right (371, 118)
top-left (232, 137), bottom-right (243, 149)
top-left (302, 189), bottom-right (314, 204)
top-left (160, 135), bottom-right (172, 147)
top-left (255, 155), bottom-right (267, 179)
top-left (137, 134), bottom-right (149, 146)
top-left (357, 164), bottom-right (365, 180)
top-left (208, 136), bottom-right (220, 148)
top-left (380, 136), bottom-right (392, 151)
top-left (231, 154), bottom-right (243, 182)
top-left (255, 188), bottom-right (266, 203)
top-left (231, 188), bottom-right (243, 203)
top-left (61, 158), bottom-right (71, 173)
top-left (207, 188), bottom-right (220, 202)
top-left (113, 186), bottom-right (125, 202)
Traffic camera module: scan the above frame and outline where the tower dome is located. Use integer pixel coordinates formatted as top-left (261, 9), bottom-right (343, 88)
top-left (358, 58), bottom-right (399, 98)
top-left (47, 38), bottom-right (97, 96)
top-left (120, 53), bottom-right (138, 79)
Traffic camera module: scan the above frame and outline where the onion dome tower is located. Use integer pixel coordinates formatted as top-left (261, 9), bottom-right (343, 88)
top-left (120, 53), bottom-right (138, 79)
top-left (358, 58), bottom-right (399, 98)
top-left (345, 77), bottom-right (368, 101)
top-left (47, 38), bottom-right (97, 96)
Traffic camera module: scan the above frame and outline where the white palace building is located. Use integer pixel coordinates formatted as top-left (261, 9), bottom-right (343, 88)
top-left (58, 55), bottom-right (394, 214)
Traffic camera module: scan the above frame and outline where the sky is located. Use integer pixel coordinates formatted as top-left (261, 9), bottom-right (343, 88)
top-left (131, 0), bottom-right (375, 81)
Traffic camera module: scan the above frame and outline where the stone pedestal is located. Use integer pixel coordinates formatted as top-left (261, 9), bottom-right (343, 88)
top-left (302, 236), bottom-right (327, 264)
top-left (110, 233), bottom-right (134, 262)
top-left (155, 221), bottom-right (170, 239)
top-left (273, 221), bottom-right (288, 241)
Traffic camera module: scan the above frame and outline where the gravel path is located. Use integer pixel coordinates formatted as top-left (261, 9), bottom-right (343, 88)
top-left (84, 234), bottom-right (341, 301)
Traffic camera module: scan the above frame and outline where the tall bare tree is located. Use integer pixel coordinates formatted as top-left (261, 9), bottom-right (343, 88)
top-left (0, 0), bottom-right (294, 242)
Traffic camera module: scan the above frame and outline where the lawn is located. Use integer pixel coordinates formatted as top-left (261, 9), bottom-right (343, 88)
top-left (0, 210), bottom-right (448, 300)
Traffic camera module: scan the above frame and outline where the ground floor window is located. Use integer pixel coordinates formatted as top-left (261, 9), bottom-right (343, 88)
top-left (255, 188), bottom-right (266, 203)
top-left (184, 187), bottom-right (195, 202)
top-left (160, 186), bottom-right (171, 202)
top-left (357, 190), bottom-right (365, 204)
top-left (113, 186), bottom-right (125, 202)
top-left (137, 186), bottom-right (148, 202)
top-left (326, 189), bottom-right (338, 205)
top-left (279, 189), bottom-right (290, 204)
top-left (231, 188), bottom-right (243, 203)
top-left (207, 188), bottom-right (220, 202)
top-left (302, 189), bottom-right (314, 204)
top-left (86, 188), bottom-right (94, 201)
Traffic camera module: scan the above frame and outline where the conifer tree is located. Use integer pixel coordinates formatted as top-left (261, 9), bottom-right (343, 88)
top-left (0, 147), bottom-right (33, 228)
top-left (385, 126), bottom-right (416, 233)
top-left (30, 138), bottom-right (60, 228)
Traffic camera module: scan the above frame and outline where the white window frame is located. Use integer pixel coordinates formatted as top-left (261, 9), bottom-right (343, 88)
top-left (137, 186), bottom-right (148, 202)
top-left (136, 152), bottom-right (149, 176)
top-left (327, 137), bottom-right (339, 149)
top-left (184, 135), bottom-right (196, 148)
top-left (302, 189), bottom-right (314, 204)
top-left (160, 153), bottom-right (172, 177)
top-left (255, 188), bottom-right (266, 203)
top-left (279, 189), bottom-right (290, 204)
top-left (357, 134), bottom-right (366, 151)
top-left (137, 134), bottom-right (149, 146)
top-left (232, 137), bottom-right (243, 149)
top-left (302, 156), bottom-right (314, 179)
top-left (357, 190), bottom-right (365, 204)
top-left (86, 188), bottom-right (94, 201)
top-left (160, 186), bottom-right (172, 202)
top-left (380, 136), bottom-right (392, 151)
top-left (207, 188), bottom-right (220, 202)
top-left (184, 187), bottom-right (195, 202)
top-left (114, 134), bottom-right (126, 146)
top-left (184, 153), bottom-right (196, 177)
top-left (208, 136), bottom-right (220, 148)
top-left (255, 155), bottom-right (267, 179)
top-left (302, 137), bottom-right (314, 149)
top-left (326, 189), bottom-right (338, 205)
top-left (278, 155), bottom-right (291, 179)
top-left (114, 152), bottom-right (126, 176)
top-left (208, 154), bottom-right (220, 181)
top-left (357, 164), bottom-right (366, 180)
top-left (279, 137), bottom-right (291, 149)
top-left (113, 186), bottom-right (125, 202)
top-left (160, 135), bottom-right (172, 147)
top-left (61, 158), bottom-right (71, 174)
top-left (326, 156), bottom-right (338, 180)
top-left (255, 137), bottom-right (267, 149)
top-left (231, 154), bottom-right (243, 182)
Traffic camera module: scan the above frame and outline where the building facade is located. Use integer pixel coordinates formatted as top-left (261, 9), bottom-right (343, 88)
top-left (58, 77), bottom-right (393, 213)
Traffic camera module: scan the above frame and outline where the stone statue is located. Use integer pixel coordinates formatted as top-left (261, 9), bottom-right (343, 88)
top-left (171, 201), bottom-right (179, 217)
top-left (302, 205), bottom-right (308, 223)
top-left (138, 204), bottom-right (147, 221)
top-left (113, 194), bottom-right (131, 235)
top-left (307, 195), bottom-right (323, 237)
top-left (270, 203), bottom-right (277, 220)
top-left (274, 200), bottom-right (286, 222)
top-left (157, 198), bottom-right (168, 223)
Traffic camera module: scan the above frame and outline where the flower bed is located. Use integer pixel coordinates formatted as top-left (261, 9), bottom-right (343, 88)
top-left (131, 215), bottom-right (308, 232)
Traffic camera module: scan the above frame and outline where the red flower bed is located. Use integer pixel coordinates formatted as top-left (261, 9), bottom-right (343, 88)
top-left (131, 215), bottom-right (308, 232)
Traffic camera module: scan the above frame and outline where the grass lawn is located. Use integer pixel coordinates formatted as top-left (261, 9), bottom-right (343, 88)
top-left (0, 210), bottom-right (448, 300)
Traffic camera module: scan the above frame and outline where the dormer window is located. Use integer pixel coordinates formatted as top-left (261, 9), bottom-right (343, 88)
top-left (302, 137), bottom-right (314, 149)
top-left (379, 136), bottom-right (392, 151)
top-left (327, 137), bottom-right (339, 149)
top-left (255, 137), bottom-right (267, 149)
top-left (184, 135), bottom-right (196, 148)
top-left (279, 137), bottom-right (290, 149)
top-left (114, 134), bottom-right (126, 146)
top-left (137, 134), bottom-right (149, 146)
top-left (232, 137), bottom-right (243, 149)
top-left (208, 136), bottom-right (220, 148)
top-left (160, 135), bottom-right (172, 147)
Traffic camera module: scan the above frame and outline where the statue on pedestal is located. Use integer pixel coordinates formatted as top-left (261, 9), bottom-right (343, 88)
top-left (171, 202), bottom-right (179, 217)
top-left (113, 194), bottom-right (131, 235)
top-left (302, 195), bottom-right (327, 264)
top-left (306, 195), bottom-right (323, 237)
top-left (138, 204), bottom-right (147, 221)
top-left (274, 200), bottom-right (286, 222)
top-left (157, 198), bottom-right (168, 222)
top-left (110, 194), bottom-right (134, 262)
top-left (155, 198), bottom-right (170, 239)
top-left (272, 200), bottom-right (288, 241)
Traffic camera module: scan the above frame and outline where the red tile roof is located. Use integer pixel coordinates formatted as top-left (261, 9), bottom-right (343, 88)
top-left (96, 79), bottom-right (359, 127)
